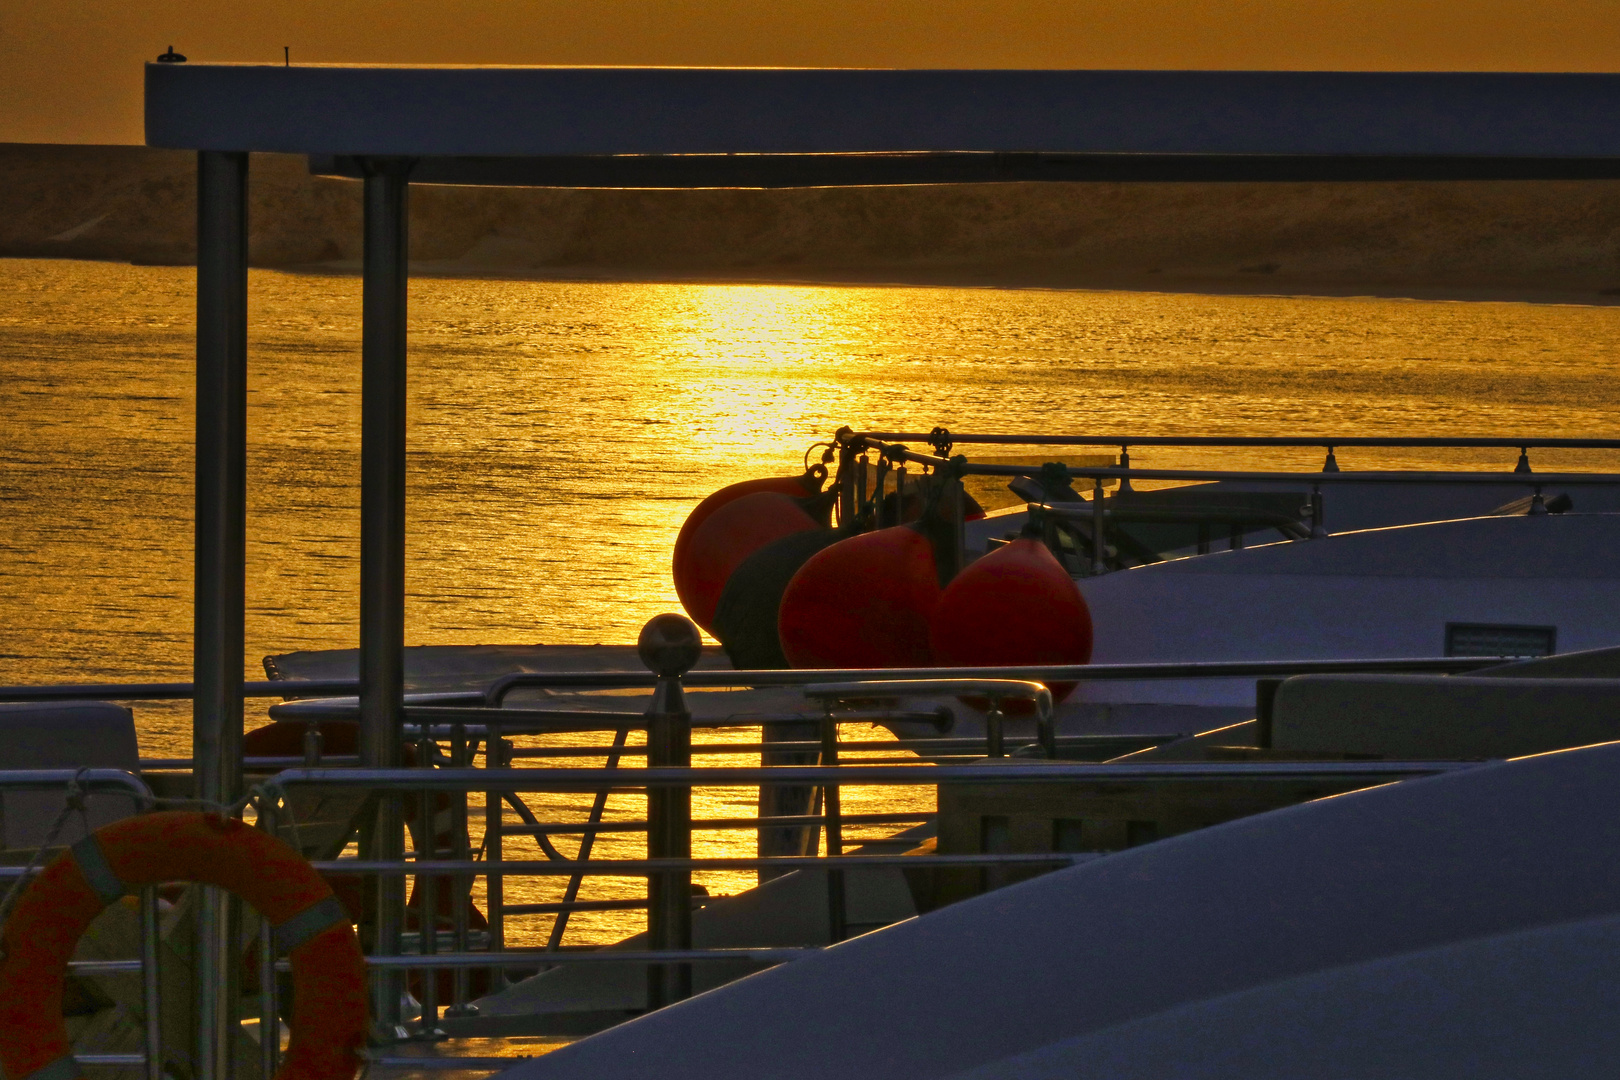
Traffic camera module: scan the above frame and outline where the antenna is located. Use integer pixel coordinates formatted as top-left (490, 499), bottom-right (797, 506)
top-left (156, 45), bottom-right (186, 63)
top-left (284, 46), bottom-right (290, 67)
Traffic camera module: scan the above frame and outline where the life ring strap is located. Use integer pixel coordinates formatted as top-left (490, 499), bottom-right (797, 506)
top-left (18, 1054), bottom-right (80, 1080)
top-left (70, 834), bottom-right (125, 907)
top-left (274, 895), bottom-right (349, 953)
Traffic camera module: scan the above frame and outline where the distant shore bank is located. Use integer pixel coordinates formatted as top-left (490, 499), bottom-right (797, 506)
top-left (6, 142), bottom-right (1620, 306)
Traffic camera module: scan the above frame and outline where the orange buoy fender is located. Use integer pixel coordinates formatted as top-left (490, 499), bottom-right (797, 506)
top-left (929, 537), bottom-right (1093, 702)
top-left (0, 811), bottom-right (367, 1080)
top-left (778, 525), bottom-right (942, 669)
top-left (672, 472), bottom-right (824, 621)
top-left (679, 491), bottom-right (822, 633)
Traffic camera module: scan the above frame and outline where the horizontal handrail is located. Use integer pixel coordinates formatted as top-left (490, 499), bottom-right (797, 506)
top-left (484, 655), bottom-right (1506, 700)
top-left (0, 657), bottom-right (1518, 705)
top-left (263, 760), bottom-right (1471, 800)
top-left (883, 444), bottom-right (1620, 486)
top-left (0, 769), bottom-right (152, 807)
top-left (0, 679), bottom-right (358, 702)
top-left (851, 433), bottom-right (1620, 450)
top-left (313, 852), bottom-right (1104, 874)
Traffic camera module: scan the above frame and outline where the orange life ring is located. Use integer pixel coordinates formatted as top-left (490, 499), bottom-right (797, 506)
top-left (0, 811), bottom-right (367, 1080)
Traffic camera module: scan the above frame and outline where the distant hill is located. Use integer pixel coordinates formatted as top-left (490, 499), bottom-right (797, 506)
top-left (3, 143), bottom-right (1619, 300)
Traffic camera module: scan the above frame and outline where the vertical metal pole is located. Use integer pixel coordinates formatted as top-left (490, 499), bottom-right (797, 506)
top-left (446, 722), bottom-right (472, 1015)
top-left (484, 735), bottom-right (508, 993)
top-left (139, 886), bottom-right (163, 1080)
top-left (194, 148), bottom-right (248, 1080)
top-left (360, 156), bottom-right (413, 1035)
top-left (837, 443), bottom-right (858, 527)
top-left (1091, 479), bottom-right (1107, 575)
top-left (415, 733), bottom-right (441, 1034)
top-left (820, 708), bottom-right (846, 944)
top-left (256, 801), bottom-right (280, 1080)
top-left (646, 674), bottom-right (693, 1007)
top-left (985, 699), bottom-right (1005, 759)
top-left (639, 614), bottom-right (700, 1009)
top-left (946, 470), bottom-right (965, 580)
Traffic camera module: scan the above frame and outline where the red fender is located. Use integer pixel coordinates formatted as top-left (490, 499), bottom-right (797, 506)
top-left (778, 525), bottom-right (942, 669)
top-left (672, 473), bottom-right (823, 621)
top-left (678, 491), bottom-right (822, 633)
top-left (929, 537), bottom-right (1093, 703)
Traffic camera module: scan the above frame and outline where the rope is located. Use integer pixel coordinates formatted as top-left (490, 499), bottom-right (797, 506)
top-left (0, 768), bottom-right (94, 940)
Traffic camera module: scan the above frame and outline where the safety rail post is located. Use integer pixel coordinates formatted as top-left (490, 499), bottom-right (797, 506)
top-left (639, 615), bottom-right (700, 1008)
top-left (484, 734), bottom-right (509, 992)
top-left (254, 798), bottom-right (280, 1080)
top-left (445, 720), bottom-right (474, 1017)
top-left (837, 436), bottom-right (859, 527)
top-left (415, 730), bottom-right (442, 1035)
top-left (1090, 478), bottom-right (1107, 575)
top-left (139, 886), bottom-right (163, 1080)
top-left (819, 705), bottom-right (847, 943)
top-left (1309, 485), bottom-right (1327, 538)
top-left (985, 696), bottom-right (1006, 759)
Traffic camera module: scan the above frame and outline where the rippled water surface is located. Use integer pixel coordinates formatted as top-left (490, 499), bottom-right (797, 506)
top-left (4, 258), bottom-right (1620, 942)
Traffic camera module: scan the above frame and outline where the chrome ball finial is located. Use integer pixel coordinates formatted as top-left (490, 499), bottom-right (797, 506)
top-left (637, 613), bottom-right (703, 678)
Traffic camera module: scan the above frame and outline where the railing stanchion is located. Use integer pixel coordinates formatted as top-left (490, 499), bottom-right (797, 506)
top-left (139, 885), bottom-right (164, 1080)
top-left (484, 734), bottom-right (508, 992)
top-left (985, 697), bottom-right (1005, 759)
top-left (639, 614), bottom-right (700, 1009)
top-left (253, 799), bottom-right (278, 1079)
top-left (820, 706), bottom-right (847, 943)
top-left (446, 720), bottom-right (473, 1016)
top-left (1091, 478), bottom-right (1107, 575)
top-left (415, 732), bottom-right (442, 1035)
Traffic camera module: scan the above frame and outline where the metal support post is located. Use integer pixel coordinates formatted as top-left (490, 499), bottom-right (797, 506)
top-left (255, 800), bottom-right (280, 1080)
top-left (445, 722), bottom-right (474, 1016)
top-left (415, 732), bottom-right (442, 1035)
top-left (837, 442), bottom-right (858, 526)
top-left (193, 148), bottom-right (248, 1080)
top-left (985, 698), bottom-right (1005, 759)
top-left (359, 155), bottom-right (413, 1036)
top-left (1117, 446), bottom-right (1133, 493)
top-left (139, 887), bottom-right (163, 1080)
top-left (484, 736), bottom-right (508, 993)
top-left (1091, 478), bottom-right (1107, 575)
top-left (820, 708), bottom-right (846, 943)
top-left (1309, 485), bottom-right (1327, 538)
top-left (639, 615), bottom-right (700, 1009)
top-left (946, 467), bottom-right (965, 580)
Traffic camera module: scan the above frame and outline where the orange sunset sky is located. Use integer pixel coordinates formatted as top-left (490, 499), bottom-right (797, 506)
top-left (2, 0), bottom-right (1618, 145)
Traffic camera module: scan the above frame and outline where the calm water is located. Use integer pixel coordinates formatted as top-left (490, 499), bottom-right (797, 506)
top-left (4, 257), bottom-right (1620, 941)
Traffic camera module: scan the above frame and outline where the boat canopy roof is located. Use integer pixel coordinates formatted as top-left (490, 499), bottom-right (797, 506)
top-left (145, 65), bottom-right (1620, 186)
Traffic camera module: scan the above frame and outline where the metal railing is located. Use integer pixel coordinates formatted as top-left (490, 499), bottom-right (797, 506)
top-left (0, 645), bottom-right (1534, 1073)
top-left (0, 771), bottom-right (158, 1078)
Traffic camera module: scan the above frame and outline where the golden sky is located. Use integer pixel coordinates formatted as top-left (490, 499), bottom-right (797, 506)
top-left (3, 0), bottom-right (1617, 144)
